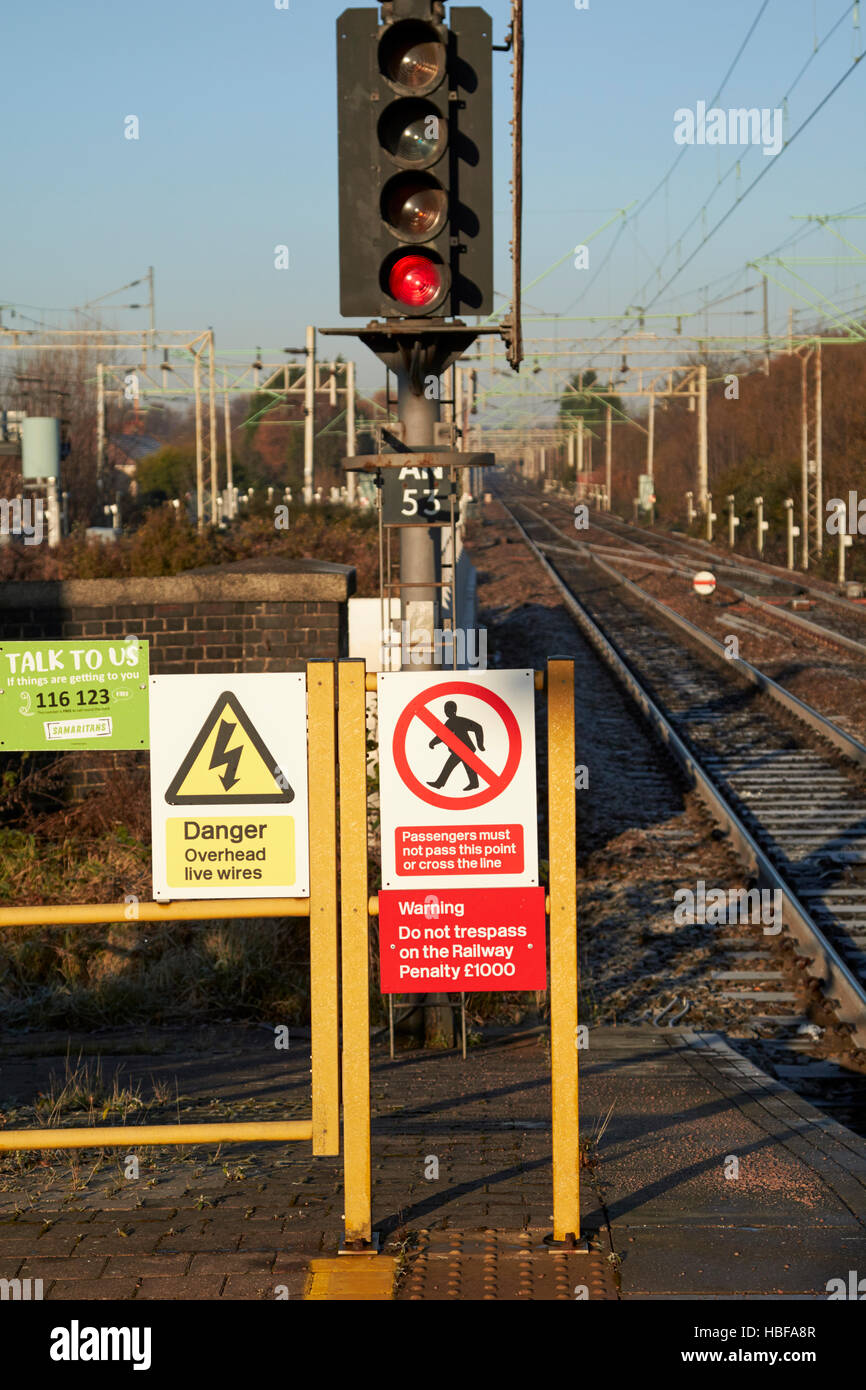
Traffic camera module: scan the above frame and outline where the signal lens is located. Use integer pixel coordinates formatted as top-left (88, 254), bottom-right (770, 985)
top-left (379, 21), bottom-right (446, 95)
top-left (388, 254), bottom-right (444, 309)
top-left (383, 174), bottom-right (447, 241)
top-left (378, 99), bottom-right (446, 168)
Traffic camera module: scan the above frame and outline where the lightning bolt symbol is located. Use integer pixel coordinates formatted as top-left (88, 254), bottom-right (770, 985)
top-left (209, 719), bottom-right (242, 791)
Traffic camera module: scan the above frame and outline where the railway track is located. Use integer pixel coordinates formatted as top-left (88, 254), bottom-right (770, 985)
top-left (501, 493), bottom-right (866, 1052)
top-left (542, 496), bottom-right (866, 658)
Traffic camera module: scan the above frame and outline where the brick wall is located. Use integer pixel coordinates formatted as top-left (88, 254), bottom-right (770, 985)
top-left (0, 555), bottom-right (355, 801)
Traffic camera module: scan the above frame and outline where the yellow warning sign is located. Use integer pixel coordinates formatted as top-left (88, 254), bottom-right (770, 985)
top-left (165, 691), bottom-right (293, 805)
top-left (166, 816), bottom-right (295, 888)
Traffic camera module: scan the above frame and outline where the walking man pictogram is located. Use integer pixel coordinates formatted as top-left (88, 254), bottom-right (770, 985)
top-left (427, 700), bottom-right (485, 792)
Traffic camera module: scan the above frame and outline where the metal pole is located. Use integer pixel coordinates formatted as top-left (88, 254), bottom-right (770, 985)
top-left (762, 275), bottom-right (770, 376)
top-left (306, 659), bottom-right (340, 1157)
top-left (396, 362), bottom-right (452, 1048)
top-left (576, 415), bottom-right (584, 499)
top-left (706, 491), bottom-right (715, 542)
top-left (208, 332), bottom-right (218, 527)
top-left (398, 368), bottom-right (440, 674)
top-left (96, 363), bottom-right (105, 495)
top-left (346, 359), bottom-right (356, 505)
top-left (800, 351), bottom-right (810, 570)
top-left (646, 389), bottom-right (655, 481)
top-left (193, 350), bottom-right (204, 531)
top-left (697, 363), bottom-right (708, 512)
top-left (148, 266), bottom-right (155, 341)
top-left (815, 343), bottom-right (823, 559)
top-left (304, 324), bottom-right (316, 506)
top-left (338, 660), bottom-right (372, 1248)
top-left (605, 403), bottom-right (612, 510)
top-left (548, 658), bottom-right (579, 1244)
top-left (223, 370), bottom-right (234, 518)
top-left (508, 0), bottom-right (524, 370)
top-left (466, 371), bottom-right (477, 495)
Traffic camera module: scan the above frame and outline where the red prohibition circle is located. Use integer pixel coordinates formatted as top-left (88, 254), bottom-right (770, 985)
top-left (392, 681), bottom-right (522, 811)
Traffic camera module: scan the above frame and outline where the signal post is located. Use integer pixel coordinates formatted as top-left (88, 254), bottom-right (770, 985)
top-left (323, 0), bottom-right (500, 1046)
top-left (320, 0), bottom-right (580, 1256)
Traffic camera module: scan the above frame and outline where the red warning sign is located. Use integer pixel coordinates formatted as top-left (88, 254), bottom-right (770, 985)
top-left (392, 681), bottom-right (521, 812)
top-left (379, 887), bottom-right (546, 993)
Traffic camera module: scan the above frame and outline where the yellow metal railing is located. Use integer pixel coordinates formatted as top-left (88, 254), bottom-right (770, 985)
top-left (547, 659), bottom-right (579, 1242)
top-left (308, 659), bottom-right (341, 1156)
top-left (0, 899), bottom-right (310, 927)
top-left (0, 658), bottom-right (341, 1160)
top-left (0, 1123), bottom-right (313, 1152)
top-left (338, 659), bottom-right (373, 1248)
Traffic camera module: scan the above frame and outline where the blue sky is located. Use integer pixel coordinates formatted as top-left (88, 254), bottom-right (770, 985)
top-left (1, 0), bottom-right (863, 393)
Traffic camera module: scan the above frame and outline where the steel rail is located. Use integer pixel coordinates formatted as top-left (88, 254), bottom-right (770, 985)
top-left (522, 502), bottom-right (866, 762)
top-left (502, 497), bottom-right (866, 1047)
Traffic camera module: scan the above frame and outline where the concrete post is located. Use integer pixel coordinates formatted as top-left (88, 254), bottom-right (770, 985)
top-left (784, 498), bottom-right (800, 571)
top-left (755, 496), bottom-right (768, 557)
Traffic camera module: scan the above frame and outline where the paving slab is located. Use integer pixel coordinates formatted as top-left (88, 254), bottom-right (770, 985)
top-left (0, 1026), bottom-right (864, 1299)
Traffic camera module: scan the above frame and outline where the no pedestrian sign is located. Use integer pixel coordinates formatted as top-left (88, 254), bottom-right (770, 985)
top-left (0, 640), bottom-right (149, 750)
top-left (378, 670), bottom-right (538, 889)
top-left (149, 674), bottom-right (309, 900)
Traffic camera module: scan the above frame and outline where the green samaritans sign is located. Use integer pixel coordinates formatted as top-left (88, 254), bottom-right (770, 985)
top-left (0, 640), bottom-right (150, 751)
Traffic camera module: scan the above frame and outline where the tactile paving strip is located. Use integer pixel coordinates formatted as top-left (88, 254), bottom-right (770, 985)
top-left (398, 1230), bottom-right (618, 1301)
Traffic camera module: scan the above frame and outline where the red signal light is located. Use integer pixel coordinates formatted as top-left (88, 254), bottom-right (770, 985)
top-left (388, 254), bottom-right (444, 309)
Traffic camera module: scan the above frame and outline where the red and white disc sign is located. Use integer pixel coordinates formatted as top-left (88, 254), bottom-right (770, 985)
top-left (693, 570), bottom-right (716, 597)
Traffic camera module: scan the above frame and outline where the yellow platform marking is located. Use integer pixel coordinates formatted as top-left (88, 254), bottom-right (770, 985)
top-left (304, 1257), bottom-right (398, 1301)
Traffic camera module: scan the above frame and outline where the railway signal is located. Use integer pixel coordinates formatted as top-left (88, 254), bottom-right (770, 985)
top-left (336, 3), bottom-right (493, 319)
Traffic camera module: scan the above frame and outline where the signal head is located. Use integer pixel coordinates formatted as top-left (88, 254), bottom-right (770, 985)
top-left (386, 252), bottom-right (449, 312)
top-left (379, 20), bottom-right (447, 96)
